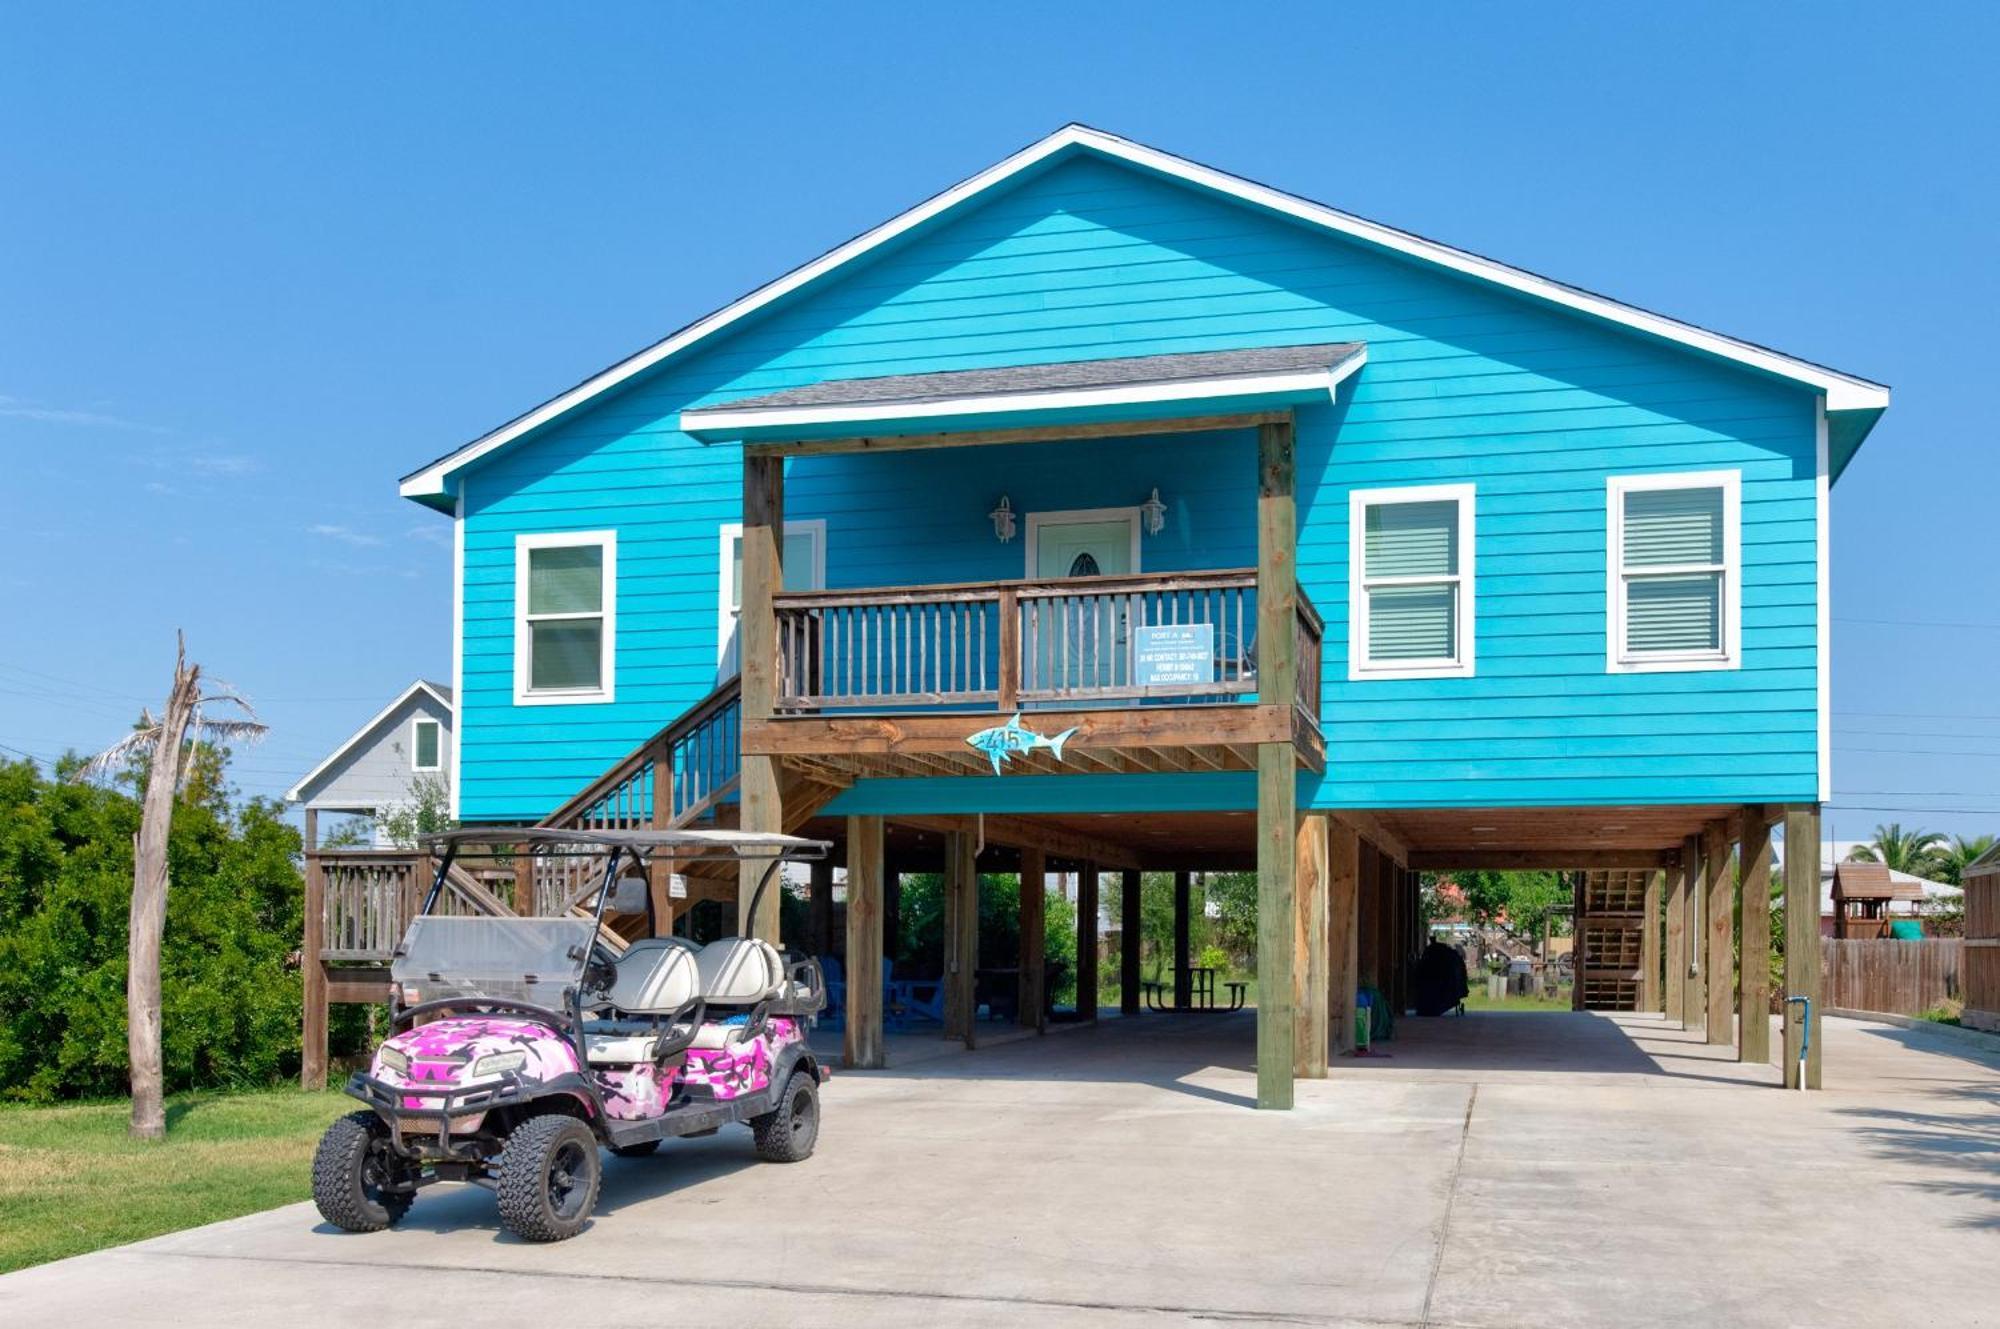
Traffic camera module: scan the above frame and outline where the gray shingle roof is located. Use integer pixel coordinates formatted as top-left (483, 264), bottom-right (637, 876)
top-left (702, 341), bottom-right (1366, 414)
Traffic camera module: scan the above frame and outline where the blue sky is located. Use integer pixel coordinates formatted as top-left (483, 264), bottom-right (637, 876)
top-left (2, 4), bottom-right (1994, 841)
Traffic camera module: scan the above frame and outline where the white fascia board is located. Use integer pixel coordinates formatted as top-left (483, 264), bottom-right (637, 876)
top-left (677, 357), bottom-right (1362, 438)
top-left (284, 679), bottom-right (454, 803)
top-left (401, 123), bottom-right (1887, 500)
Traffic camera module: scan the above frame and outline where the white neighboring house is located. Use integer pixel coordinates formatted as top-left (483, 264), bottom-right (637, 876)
top-left (285, 680), bottom-right (452, 848)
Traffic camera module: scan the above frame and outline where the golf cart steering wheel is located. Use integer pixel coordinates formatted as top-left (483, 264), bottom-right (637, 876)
top-left (583, 940), bottom-right (621, 997)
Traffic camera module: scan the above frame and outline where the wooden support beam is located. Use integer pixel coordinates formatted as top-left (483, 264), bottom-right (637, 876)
top-left (1640, 869), bottom-right (1663, 1014)
top-left (1255, 415), bottom-right (1297, 1111)
top-left (808, 857), bottom-right (833, 960)
top-left (745, 704), bottom-right (1295, 757)
top-left (1375, 852), bottom-right (1398, 1012)
top-left (1328, 822), bottom-right (1360, 1056)
top-left (1076, 864), bottom-right (1100, 1021)
top-left (1120, 869), bottom-right (1142, 1017)
top-left (944, 826), bottom-right (978, 1047)
top-left (1332, 810), bottom-right (1409, 868)
top-left (301, 851), bottom-right (328, 1091)
top-left (1682, 832), bottom-right (1705, 1032)
top-left (1407, 849), bottom-right (1678, 872)
top-left (1293, 812), bottom-right (1330, 1077)
top-left (843, 816), bottom-right (885, 1069)
top-left (1783, 806), bottom-right (1823, 1089)
top-left (1703, 819), bottom-right (1736, 1047)
top-left (744, 410), bottom-right (1289, 458)
top-left (891, 812), bottom-right (1142, 871)
top-left (1171, 870), bottom-right (1194, 1011)
top-left (1739, 808), bottom-right (1774, 1066)
top-left (1019, 847), bottom-right (1046, 1032)
top-left (1664, 850), bottom-right (1689, 1029)
top-left (1357, 838), bottom-right (1381, 990)
top-left (739, 452), bottom-right (785, 940)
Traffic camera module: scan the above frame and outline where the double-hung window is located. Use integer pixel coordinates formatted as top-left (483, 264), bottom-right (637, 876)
top-left (515, 531), bottom-right (616, 704)
top-left (411, 719), bottom-right (442, 771)
top-left (717, 520), bottom-right (826, 674)
top-left (1348, 484), bottom-right (1475, 679)
top-left (1606, 471), bottom-right (1740, 672)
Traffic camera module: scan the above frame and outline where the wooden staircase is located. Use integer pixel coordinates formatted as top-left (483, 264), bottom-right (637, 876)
top-left (533, 675), bottom-right (847, 931)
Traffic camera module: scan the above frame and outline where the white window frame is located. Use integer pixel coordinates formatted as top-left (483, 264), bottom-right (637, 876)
top-left (717, 519), bottom-right (827, 670)
top-left (1348, 483), bottom-right (1476, 681)
top-left (410, 718), bottom-right (442, 772)
top-left (1605, 469), bottom-right (1741, 674)
top-left (514, 530), bottom-right (617, 705)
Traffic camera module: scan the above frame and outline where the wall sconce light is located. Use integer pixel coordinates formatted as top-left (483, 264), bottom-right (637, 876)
top-left (1140, 487), bottom-right (1168, 536)
top-left (989, 495), bottom-right (1017, 544)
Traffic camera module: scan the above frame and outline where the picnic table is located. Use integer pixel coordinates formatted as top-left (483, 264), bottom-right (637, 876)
top-left (1142, 966), bottom-right (1247, 1013)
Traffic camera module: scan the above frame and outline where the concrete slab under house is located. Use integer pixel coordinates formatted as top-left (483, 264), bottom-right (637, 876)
top-left (303, 124), bottom-right (1891, 1107)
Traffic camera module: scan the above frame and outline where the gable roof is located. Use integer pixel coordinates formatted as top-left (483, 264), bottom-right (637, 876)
top-left (284, 679), bottom-right (452, 803)
top-left (400, 123), bottom-right (1890, 505)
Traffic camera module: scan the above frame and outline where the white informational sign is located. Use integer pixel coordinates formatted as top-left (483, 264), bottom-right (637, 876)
top-left (1132, 623), bottom-right (1215, 688)
top-left (669, 874), bottom-right (687, 900)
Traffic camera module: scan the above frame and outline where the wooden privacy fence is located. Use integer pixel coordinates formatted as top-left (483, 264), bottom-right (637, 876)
top-left (1820, 938), bottom-right (1961, 1016)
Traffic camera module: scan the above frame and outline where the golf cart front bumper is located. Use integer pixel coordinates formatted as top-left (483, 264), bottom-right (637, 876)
top-left (345, 1069), bottom-right (596, 1162)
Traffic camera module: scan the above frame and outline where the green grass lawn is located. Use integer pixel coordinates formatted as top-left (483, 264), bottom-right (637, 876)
top-left (0, 1088), bottom-right (353, 1274)
top-left (1463, 985), bottom-right (1575, 1013)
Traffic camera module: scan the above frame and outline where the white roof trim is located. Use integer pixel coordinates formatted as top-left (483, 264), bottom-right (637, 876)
top-left (678, 356), bottom-right (1364, 437)
top-left (401, 124), bottom-right (1889, 499)
top-left (285, 679), bottom-right (453, 803)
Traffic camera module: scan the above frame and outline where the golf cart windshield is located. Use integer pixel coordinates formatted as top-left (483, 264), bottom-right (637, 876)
top-left (391, 916), bottom-right (599, 1007)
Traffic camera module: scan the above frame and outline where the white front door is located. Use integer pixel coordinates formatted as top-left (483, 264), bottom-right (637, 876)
top-left (1027, 509), bottom-right (1139, 694)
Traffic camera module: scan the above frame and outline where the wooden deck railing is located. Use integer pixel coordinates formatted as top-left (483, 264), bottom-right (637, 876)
top-left (310, 849), bottom-right (516, 964)
top-left (774, 569), bottom-right (1323, 715)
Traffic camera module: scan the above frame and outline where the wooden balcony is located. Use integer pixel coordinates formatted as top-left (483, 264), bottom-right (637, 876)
top-left (749, 567), bottom-right (1323, 778)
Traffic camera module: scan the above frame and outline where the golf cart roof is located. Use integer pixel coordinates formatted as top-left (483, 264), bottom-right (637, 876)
top-left (417, 827), bottom-right (831, 861)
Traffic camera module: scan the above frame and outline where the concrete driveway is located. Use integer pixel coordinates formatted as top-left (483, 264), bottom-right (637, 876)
top-left (5, 1011), bottom-right (1997, 1327)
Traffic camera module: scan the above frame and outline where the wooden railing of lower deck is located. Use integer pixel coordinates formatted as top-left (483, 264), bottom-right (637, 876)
top-left (311, 849), bottom-right (516, 964)
top-left (773, 569), bottom-right (1324, 720)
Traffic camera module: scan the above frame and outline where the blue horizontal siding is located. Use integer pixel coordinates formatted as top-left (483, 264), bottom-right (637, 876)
top-left (453, 151), bottom-right (1821, 821)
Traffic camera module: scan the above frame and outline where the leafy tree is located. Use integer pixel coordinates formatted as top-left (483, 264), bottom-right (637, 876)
top-left (372, 773), bottom-right (453, 848)
top-left (1932, 834), bottom-right (1995, 887)
top-left (1450, 870), bottom-right (1572, 951)
top-left (0, 754), bottom-right (304, 1105)
top-left (1847, 822), bottom-right (1945, 876)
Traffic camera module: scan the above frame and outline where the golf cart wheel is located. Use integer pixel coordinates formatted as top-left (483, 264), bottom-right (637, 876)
top-left (608, 1139), bottom-right (660, 1158)
top-left (496, 1114), bottom-right (601, 1242)
top-left (751, 1069), bottom-right (819, 1163)
top-left (312, 1111), bottom-right (414, 1232)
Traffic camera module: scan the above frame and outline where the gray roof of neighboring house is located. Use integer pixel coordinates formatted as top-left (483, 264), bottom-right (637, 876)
top-left (699, 341), bottom-right (1368, 414)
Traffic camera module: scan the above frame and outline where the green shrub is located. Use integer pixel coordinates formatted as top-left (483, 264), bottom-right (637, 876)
top-left (0, 758), bottom-right (307, 1102)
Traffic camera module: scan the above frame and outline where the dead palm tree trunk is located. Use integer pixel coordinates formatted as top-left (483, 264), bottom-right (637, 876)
top-left (127, 642), bottom-right (199, 1139)
top-left (77, 633), bottom-right (263, 1141)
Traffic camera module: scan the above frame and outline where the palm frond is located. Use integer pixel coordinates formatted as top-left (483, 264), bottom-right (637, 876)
top-left (72, 725), bottom-right (164, 782)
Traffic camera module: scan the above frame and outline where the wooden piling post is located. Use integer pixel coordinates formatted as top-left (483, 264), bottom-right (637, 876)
top-left (1640, 868), bottom-right (1662, 1013)
top-left (1120, 868), bottom-right (1142, 1017)
top-left (1328, 822), bottom-right (1360, 1057)
top-left (301, 848), bottom-right (328, 1091)
top-left (1076, 863), bottom-right (1100, 1021)
top-left (1704, 820), bottom-right (1735, 1047)
top-left (944, 827), bottom-right (978, 1046)
top-left (1665, 850), bottom-right (1688, 1028)
top-left (1019, 847), bottom-right (1046, 1031)
top-left (1681, 832), bottom-right (1705, 1032)
top-left (1739, 808), bottom-right (1774, 1065)
top-left (843, 816), bottom-right (885, 1069)
top-left (1783, 806), bottom-right (1823, 1088)
top-left (1294, 812), bottom-right (1330, 1077)
top-left (1172, 870), bottom-right (1192, 1011)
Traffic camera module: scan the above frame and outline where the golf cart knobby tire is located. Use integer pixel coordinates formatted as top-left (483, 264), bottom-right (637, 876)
top-left (496, 1113), bottom-right (601, 1242)
top-left (312, 1111), bottom-right (414, 1232)
top-left (609, 1139), bottom-right (660, 1158)
top-left (752, 1069), bottom-right (820, 1163)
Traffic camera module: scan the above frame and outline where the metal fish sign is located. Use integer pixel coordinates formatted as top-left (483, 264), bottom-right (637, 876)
top-left (966, 713), bottom-right (1078, 775)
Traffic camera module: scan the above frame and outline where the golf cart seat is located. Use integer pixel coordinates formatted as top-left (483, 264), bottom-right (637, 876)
top-left (603, 939), bottom-right (701, 1015)
top-left (694, 937), bottom-right (785, 1004)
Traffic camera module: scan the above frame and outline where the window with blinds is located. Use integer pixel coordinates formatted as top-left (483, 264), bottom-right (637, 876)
top-left (1607, 472), bottom-right (1740, 672)
top-left (515, 532), bottom-right (617, 703)
top-left (1349, 484), bottom-right (1475, 679)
